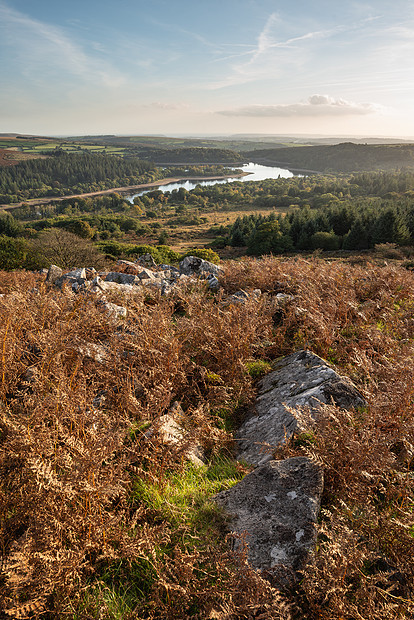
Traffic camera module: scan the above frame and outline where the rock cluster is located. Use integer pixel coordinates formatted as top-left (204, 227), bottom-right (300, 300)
top-left (45, 255), bottom-right (223, 318)
top-left (215, 349), bottom-right (366, 587)
top-left (46, 255), bottom-right (222, 301)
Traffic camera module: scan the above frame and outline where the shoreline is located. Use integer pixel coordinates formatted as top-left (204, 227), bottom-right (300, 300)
top-left (0, 171), bottom-right (250, 211)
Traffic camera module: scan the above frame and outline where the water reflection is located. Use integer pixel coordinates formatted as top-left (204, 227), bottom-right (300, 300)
top-left (126, 162), bottom-right (295, 202)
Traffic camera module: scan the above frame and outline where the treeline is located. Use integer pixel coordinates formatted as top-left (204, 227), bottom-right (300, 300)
top-left (129, 170), bottom-right (414, 215)
top-left (224, 200), bottom-right (414, 254)
top-left (11, 193), bottom-right (139, 220)
top-left (2, 169), bottom-right (414, 268)
top-left (0, 151), bottom-right (158, 203)
top-left (163, 164), bottom-right (242, 177)
top-left (8, 194), bottom-right (150, 242)
top-left (248, 142), bottom-right (414, 173)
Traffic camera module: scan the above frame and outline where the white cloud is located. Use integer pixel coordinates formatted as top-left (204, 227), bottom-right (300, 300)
top-left (217, 95), bottom-right (381, 117)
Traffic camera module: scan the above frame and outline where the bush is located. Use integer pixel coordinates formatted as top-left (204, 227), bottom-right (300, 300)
top-left (182, 248), bottom-right (220, 264)
top-left (57, 219), bottom-right (95, 239)
top-left (155, 245), bottom-right (181, 264)
top-left (310, 230), bottom-right (341, 251)
top-left (374, 242), bottom-right (404, 259)
top-left (27, 228), bottom-right (106, 269)
top-left (0, 235), bottom-right (27, 270)
top-left (209, 236), bottom-right (228, 249)
top-left (245, 359), bottom-right (272, 379)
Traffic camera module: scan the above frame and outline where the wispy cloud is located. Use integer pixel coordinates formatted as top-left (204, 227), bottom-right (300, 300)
top-left (143, 101), bottom-right (190, 111)
top-left (217, 95), bottom-right (382, 117)
top-left (207, 11), bottom-right (385, 90)
top-left (0, 1), bottom-right (126, 88)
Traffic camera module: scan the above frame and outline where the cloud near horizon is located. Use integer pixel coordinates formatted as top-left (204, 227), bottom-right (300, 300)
top-left (217, 95), bottom-right (381, 117)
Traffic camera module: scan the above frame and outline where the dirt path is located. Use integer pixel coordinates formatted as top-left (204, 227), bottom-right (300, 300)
top-left (0, 172), bottom-right (249, 211)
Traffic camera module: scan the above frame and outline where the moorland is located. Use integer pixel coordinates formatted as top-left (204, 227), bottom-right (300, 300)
top-left (0, 133), bottom-right (414, 619)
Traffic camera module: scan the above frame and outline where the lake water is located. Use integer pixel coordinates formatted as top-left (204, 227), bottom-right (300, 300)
top-left (126, 162), bottom-right (295, 202)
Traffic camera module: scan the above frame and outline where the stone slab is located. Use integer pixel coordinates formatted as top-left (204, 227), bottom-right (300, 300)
top-left (215, 457), bottom-right (323, 582)
top-left (237, 349), bottom-right (365, 466)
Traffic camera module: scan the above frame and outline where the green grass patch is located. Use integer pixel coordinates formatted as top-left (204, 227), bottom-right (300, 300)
top-left (74, 558), bottom-right (157, 619)
top-left (132, 456), bottom-right (244, 537)
top-left (245, 359), bottom-right (272, 379)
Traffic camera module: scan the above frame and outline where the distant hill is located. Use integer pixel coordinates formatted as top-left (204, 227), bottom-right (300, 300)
top-left (133, 146), bottom-right (245, 164)
top-left (247, 142), bottom-right (414, 172)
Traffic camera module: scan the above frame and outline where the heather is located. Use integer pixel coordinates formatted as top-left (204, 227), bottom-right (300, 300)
top-left (1, 255), bottom-right (414, 618)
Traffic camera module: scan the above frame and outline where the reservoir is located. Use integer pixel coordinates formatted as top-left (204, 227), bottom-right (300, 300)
top-left (126, 162), bottom-right (295, 202)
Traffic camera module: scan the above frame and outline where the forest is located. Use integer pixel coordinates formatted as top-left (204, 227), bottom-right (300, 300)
top-left (0, 151), bottom-right (160, 203)
top-left (247, 142), bottom-right (414, 172)
top-left (1, 168), bottom-right (414, 269)
top-left (125, 146), bottom-right (245, 164)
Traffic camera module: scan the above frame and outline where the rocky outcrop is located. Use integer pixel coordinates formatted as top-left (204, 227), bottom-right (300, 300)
top-left (237, 349), bottom-right (366, 467)
top-left (46, 255), bottom-right (221, 296)
top-left (215, 457), bottom-right (323, 583)
top-left (214, 349), bottom-right (365, 586)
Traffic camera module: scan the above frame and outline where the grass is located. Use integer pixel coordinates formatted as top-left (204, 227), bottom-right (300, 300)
top-left (245, 358), bottom-right (273, 379)
top-left (132, 456), bottom-right (245, 536)
top-left (140, 207), bottom-right (289, 254)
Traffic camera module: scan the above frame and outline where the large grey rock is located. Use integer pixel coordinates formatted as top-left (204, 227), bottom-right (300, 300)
top-left (159, 264), bottom-right (180, 274)
top-left (90, 277), bottom-right (142, 296)
top-left (237, 350), bottom-right (366, 466)
top-left (215, 457), bottom-right (323, 583)
top-left (90, 275), bottom-right (107, 293)
top-left (66, 268), bottom-right (87, 280)
top-left (136, 267), bottom-right (156, 280)
top-left (98, 301), bottom-right (127, 319)
top-left (54, 275), bottom-right (79, 290)
top-left (46, 264), bottom-right (63, 283)
top-left (54, 267), bottom-right (87, 290)
top-left (206, 274), bottom-right (220, 291)
top-left (105, 272), bottom-right (139, 285)
top-left (70, 341), bottom-right (110, 364)
top-left (179, 256), bottom-right (221, 277)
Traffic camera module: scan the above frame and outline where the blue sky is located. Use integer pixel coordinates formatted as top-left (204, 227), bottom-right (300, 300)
top-left (1, 0), bottom-right (414, 137)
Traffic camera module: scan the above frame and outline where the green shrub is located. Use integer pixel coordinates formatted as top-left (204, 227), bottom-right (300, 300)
top-left (155, 245), bottom-right (181, 264)
top-left (310, 230), bottom-right (341, 251)
top-left (209, 236), bottom-right (228, 249)
top-left (0, 235), bottom-right (27, 270)
top-left (183, 248), bottom-right (220, 264)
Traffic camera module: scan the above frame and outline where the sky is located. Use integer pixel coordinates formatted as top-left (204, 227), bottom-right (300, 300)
top-left (1, 0), bottom-right (414, 138)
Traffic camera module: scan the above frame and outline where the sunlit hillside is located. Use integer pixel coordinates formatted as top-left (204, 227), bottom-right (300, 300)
top-left (1, 255), bottom-right (413, 618)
